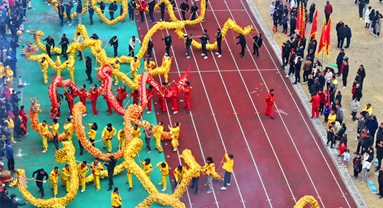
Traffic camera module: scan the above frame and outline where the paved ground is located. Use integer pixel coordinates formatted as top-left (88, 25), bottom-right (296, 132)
top-left (251, 0), bottom-right (383, 207)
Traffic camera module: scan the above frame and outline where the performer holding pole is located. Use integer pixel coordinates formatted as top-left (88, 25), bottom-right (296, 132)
top-left (181, 81), bottom-right (191, 113)
top-left (79, 85), bottom-right (88, 115)
top-left (37, 57), bottom-right (49, 85)
top-left (89, 84), bottom-right (100, 116)
top-left (108, 36), bottom-right (118, 57)
top-left (200, 30), bottom-right (209, 59)
top-left (87, 122), bottom-right (98, 147)
top-left (90, 158), bottom-right (104, 191)
top-left (215, 29), bottom-right (222, 58)
top-left (180, 0), bottom-right (190, 20)
top-left (252, 33), bottom-right (263, 57)
top-left (190, 3), bottom-right (198, 20)
top-left (129, 90), bottom-right (140, 105)
top-left (42, 36), bottom-right (55, 58)
top-left (153, 161), bottom-right (169, 192)
top-left (130, 57), bottom-right (140, 80)
top-left (31, 168), bottom-right (49, 199)
top-left (57, 2), bottom-right (65, 26)
top-left (203, 157), bottom-right (215, 194)
top-left (162, 35), bottom-right (172, 57)
top-left (59, 34), bottom-right (69, 59)
top-left (105, 156), bottom-right (117, 191)
top-left (220, 153), bottom-right (234, 191)
top-left (102, 123), bottom-right (117, 153)
top-left (77, 161), bottom-right (89, 192)
top-left (153, 121), bottom-right (164, 152)
top-left (169, 122), bottom-right (180, 152)
top-left (115, 86), bottom-right (127, 106)
top-left (108, 1), bottom-right (117, 20)
top-left (112, 59), bottom-right (121, 85)
top-left (49, 167), bottom-right (59, 197)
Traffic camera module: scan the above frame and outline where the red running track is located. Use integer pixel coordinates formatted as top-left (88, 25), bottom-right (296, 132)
top-left (136, 0), bottom-right (357, 207)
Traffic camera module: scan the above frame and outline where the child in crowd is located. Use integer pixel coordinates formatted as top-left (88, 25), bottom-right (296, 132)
top-left (343, 149), bottom-right (350, 167)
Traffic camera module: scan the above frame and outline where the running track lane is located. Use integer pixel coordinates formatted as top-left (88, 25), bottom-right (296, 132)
top-left (135, 0), bottom-right (357, 207)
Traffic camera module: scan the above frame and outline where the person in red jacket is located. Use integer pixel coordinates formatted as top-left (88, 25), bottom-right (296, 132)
top-left (129, 90), bottom-right (140, 105)
top-left (89, 84), bottom-right (100, 116)
top-left (311, 91), bottom-right (320, 118)
top-left (146, 86), bottom-right (155, 113)
top-left (265, 89), bottom-right (275, 119)
top-left (182, 81), bottom-right (191, 113)
top-left (18, 106), bottom-right (28, 136)
top-left (158, 83), bottom-right (168, 115)
top-left (103, 93), bottom-right (113, 116)
top-left (64, 87), bottom-right (77, 116)
top-left (79, 85), bottom-right (88, 116)
top-left (324, 1), bottom-right (333, 25)
top-left (318, 89), bottom-right (327, 115)
top-left (115, 86), bottom-right (127, 106)
top-left (138, 0), bottom-right (147, 23)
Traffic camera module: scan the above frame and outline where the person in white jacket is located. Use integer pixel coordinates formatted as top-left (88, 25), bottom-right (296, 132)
top-left (351, 98), bottom-right (360, 122)
top-left (290, 0), bottom-right (296, 9)
top-left (361, 150), bottom-right (373, 184)
top-left (365, 6), bottom-right (372, 28)
top-left (269, 2), bottom-right (275, 19)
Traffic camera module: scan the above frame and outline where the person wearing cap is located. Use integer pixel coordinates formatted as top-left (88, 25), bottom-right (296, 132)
top-left (32, 168), bottom-right (49, 198)
top-left (220, 153), bottom-right (234, 191)
top-left (102, 123), bottom-right (117, 153)
top-left (335, 48), bottom-right (345, 76)
top-left (203, 156), bottom-right (215, 193)
top-left (10, 193), bottom-right (28, 207)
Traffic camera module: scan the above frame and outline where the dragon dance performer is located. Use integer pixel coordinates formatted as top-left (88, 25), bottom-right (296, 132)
top-left (169, 122), bottom-right (181, 152)
top-left (115, 86), bottom-right (127, 106)
top-left (154, 161), bottom-right (169, 192)
top-left (141, 158), bottom-right (152, 178)
top-left (131, 124), bottom-right (141, 139)
top-left (265, 89), bottom-right (275, 119)
top-left (182, 81), bottom-right (192, 113)
top-left (153, 121), bottom-right (163, 153)
top-left (111, 187), bottom-right (122, 207)
top-left (124, 162), bottom-right (134, 191)
top-left (89, 84), bottom-right (101, 116)
top-left (55, 92), bottom-right (64, 119)
top-left (180, 0), bottom-right (190, 20)
top-left (144, 58), bottom-right (155, 71)
top-left (158, 82), bottom-right (169, 115)
top-left (130, 56), bottom-right (140, 80)
top-left (104, 93), bottom-right (114, 116)
top-left (102, 123), bottom-right (117, 153)
top-left (112, 59), bottom-right (120, 85)
top-left (87, 122), bottom-right (98, 147)
top-left (79, 85), bottom-right (88, 116)
top-left (173, 165), bottom-right (186, 188)
top-left (117, 129), bottom-right (126, 149)
top-left (204, 156), bottom-right (215, 194)
top-left (77, 161), bottom-right (89, 193)
top-left (49, 167), bottom-right (59, 197)
top-left (38, 57), bottom-right (49, 85)
top-left (42, 35), bottom-right (55, 58)
top-left (49, 118), bottom-right (60, 151)
top-left (129, 90), bottom-right (140, 105)
top-left (146, 85), bottom-right (155, 113)
top-left (38, 120), bottom-right (49, 153)
top-left (61, 164), bottom-right (71, 193)
top-left (90, 158), bottom-right (104, 191)
top-left (128, 36), bottom-right (141, 57)
top-left (64, 86), bottom-right (77, 116)
top-left (169, 83), bottom-right (178, 114)
top-left (63, 118), bottom-right (74, 142)
top-left (5, 66), bottom-right (13, 88)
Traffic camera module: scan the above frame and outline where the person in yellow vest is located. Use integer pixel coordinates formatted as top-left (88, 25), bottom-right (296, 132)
top-left (49, 167), bottom-right (59, 197)
top-left (363, 103), bottom-right (373, 116)
top-left (4, 114), bottom-right (14, 143)
top-left (117, 129), bottom-right (126, 149)
top-left (130, 56), bottom-right (140, 80)
top-left (173, 165), bottom-right (186, 188)
top-left (0, 62), bottom-right (5, 79)
top-left (112, 59), bottom-right (120, 85)
top-left (61, 164), bottom-right (71, 193)
top-left (327, 110), bottom-right (336, 126)
top-left (220, 153), bottom-right (234, 190)
top-left (144, 58), bottom-right (155, 71)
top-left (87, 122), bottom-right (98, 147)
top-left (49, 118), bottom-right (60, 151)
top-left (77, 161), bottom-right (89, 192)
top-left (102, 123), bottom-right (117, 153)
top-left (153, 161), bottom-right (169, 192)
top-left (111, 187), bottom-right (122, 208)
top-left (141, 158), bottom-right (152, 178)
top-left (38, 57), bottom-right (49, 85)
top-left (203, 156), bottom-right (215, 194)
top-left (131, 124), bottom-right (141, 138)
top-left (124, 161), bottom-right (134, 192)
top-left (38, 120), bottom-right (49, 153)
top-left (153, 121), bottom-right (164, 153)
top-left (5, 66), bottom-right (13, 88)
top-left (189, 165), bottom-right (200, 195)
top-left (63, 118), bottom-right (74, 142)
top-left (90, 158), bottom-right (104, 191)
top-left (168, 122), bottom-right (181, 152)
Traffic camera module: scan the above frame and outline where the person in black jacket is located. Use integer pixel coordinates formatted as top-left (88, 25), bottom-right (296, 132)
top-left (341, 58), bottom-right (349, 88)
top-left (184, 34), bottom-right (193, 59)
top-left (335, 48), bottom-right (345, 75)
top-left (215, 29), bottom-right (222, 58)
top-left (236, 34), bottom-right (246, 58)
top-left (32, 168), bottom-right (49, 199)
top-left (289, 15), bottom-right (297, 36)
top-left (147, 40), bottom-right (153, 59)
top-left (10, 37), bottom-right (19, 56)
top-left (327, 126), bottom-right (335, 148)
top-left (105, 156), bottom-right (117, 191)
top-left (376, 140), bottom-right (383, 171)
top-left (148, 0), bottom-right (156, 23)
top-left (336, 23), bottom-right (346, 49)
top-left (287, 49), bottom-right (295, 76)
top-left (59, 33), bottom-right (69, 59)
top-left (281, 42), bottom-right (291, 69)
top-left (159, 1), bottom-right (165, 21)
top-left (85, 56), bottom-right (93, 84)
top-left (357, 65), bottom-right (366, 86)
top-left (65, 0), bottom-right (74, 26)
top-left (376, 123), bottom-right (383, 147)
top-left (162, 35), bottom-right (172, 57)
top-left (76, 0), bottom-right (83, 25)
top-left (309, 2), bottom-right (316, 23)
top-left (97, 1), bottom-right (106, 23)
top-left (293, 57), bottom-right (302, 84)
top-left (273, 8), bottom-right (279, 31)
top-left (358, 0), bottom-right (365, 19)
top-left (128, 0), bottom-right (136, 22)
top-left (180, 0), bottom-right (189, 20)
top-left (88, 3), bottom-right (94, 25)
top-left (377, 165), bottom-right (383, 198)
top-left (0, 188), bottom-right (11, 208)
top-left (344, 25), bottom-right (352, 48)
top-left (190, 3), bottom-right (198, 20)
top-left (200, 30), bottom-right (209, 59)
top-left (307, 37), bottom-right (317, 55)
top-left (10, 194), bottom-right (28, 207)
top-left (252, 33), bottom-right (263, 57)
top-left (109, 1), bottom-right (117, 20)
top-left (108, 36), bottom-right (118, 57)
top-left (58, 1), bottom-right (65, 26)
top-left (120, 3), bottom-right (125, 23)
top-left (43, 36), bottom-right (55, 58)
top-left (353, 154), bottom-right (363, 179)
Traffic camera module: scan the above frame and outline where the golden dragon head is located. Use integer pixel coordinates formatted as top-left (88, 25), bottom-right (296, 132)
top-left (30, 97), bottom-right (42, 113)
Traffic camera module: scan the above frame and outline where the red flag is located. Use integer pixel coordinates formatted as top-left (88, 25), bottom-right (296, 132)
top-left (317, 18), bottom-right (326, 57)
top-left (300, 4), bottom-right (306, 36)
top-left (273, 25), bottom-right (277, 33)
top-left (310, 8), bottom-right (318, 39)
top-left (176, 66), bottom-right (190, 91)
top-left (325, 17), bottom-right (332, 58)
top-left (297, 3), bottom-right (301, 32)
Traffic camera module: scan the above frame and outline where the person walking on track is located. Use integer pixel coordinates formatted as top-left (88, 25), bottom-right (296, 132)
top-left (265, 89), bottom-right (275, 119)
top-left (220, 153), bottom-right (234, 191)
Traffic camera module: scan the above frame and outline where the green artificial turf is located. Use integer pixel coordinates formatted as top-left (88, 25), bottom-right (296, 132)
top-left (8, 1), bottom-right (172, 207)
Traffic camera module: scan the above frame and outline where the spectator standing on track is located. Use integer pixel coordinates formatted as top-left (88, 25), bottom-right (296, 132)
top-left (252, 33), bottom-right (263, 57)
top-left (200, 30), bottom-right (209, 59)
top-left (220, 153), bottom-right (234, 191)
top-left (361, 150), bottom-right (373, 184)
top-left (324, 1), bottom-right (333, 25)
top-left (265, 89), bottom-right (275, 119)
top-left (236, 34), bottom-right (247, 58)
top-left (184, 34), bottom-right (193, 59)
top-left (215, 29), bottom-right (222, 58)
top-left (353, 154), bottom-right (362, 179)
top-left (203, 156), bottom-right (215, 194)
